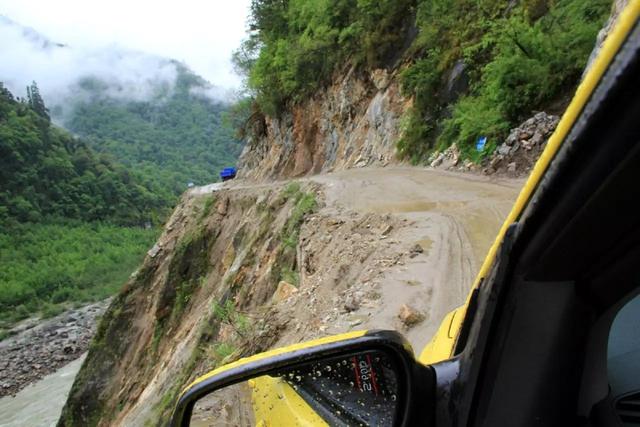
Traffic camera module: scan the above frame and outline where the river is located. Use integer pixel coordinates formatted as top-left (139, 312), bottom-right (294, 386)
top-left (0, 355), bottom-right (84, 427)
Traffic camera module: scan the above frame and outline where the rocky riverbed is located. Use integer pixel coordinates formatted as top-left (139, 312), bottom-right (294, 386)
top-left (0, 300), bottom-right (110, 397)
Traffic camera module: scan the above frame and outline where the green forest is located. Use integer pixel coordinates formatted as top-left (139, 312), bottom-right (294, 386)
top-left (0, 83), bottom-right (166, 226)
top-left (235, 0), bottom-right (611, 161)
top-left (0, 222), bottom-right (156, 330)
top-left (1, 63), bottom-right (245, 334)
top-left (0, 82), bottom-right (159, 333)
top-left (62, 64), bottom-right (244, 201)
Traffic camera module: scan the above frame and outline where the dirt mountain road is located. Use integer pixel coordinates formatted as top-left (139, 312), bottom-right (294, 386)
top-left (310, 167), bottom-right (522, 352)
top-left (10, 166), bottom-right (521, 427)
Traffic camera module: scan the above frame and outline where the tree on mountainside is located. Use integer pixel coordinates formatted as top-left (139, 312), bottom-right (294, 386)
top-left (233, 0), bottom-right (611, 163)
top-left (26, 81), bottom-right (50, 122)
top-left (1, 83), bottom-right (164, 326)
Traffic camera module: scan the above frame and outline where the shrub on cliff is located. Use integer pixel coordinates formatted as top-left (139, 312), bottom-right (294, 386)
top-left (236, 0), bottom-right (415, 116)
top-left (235, 0), bottom-right (611, 164)
top-left (399, 0), bottom-right (611, 161)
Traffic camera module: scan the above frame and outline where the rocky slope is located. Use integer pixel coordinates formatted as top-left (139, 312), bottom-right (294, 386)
top-left (56, 181), bottom-right (395, 426)
top-left (57, 168), bottom-right (521, 426)
top-left (238, 67), bottom-right (408, 180)
top-left (57, 181), bottom-right (394, 426)
top-left (428, 112), bottom-right (561, 178)
top-left (58, 185), bottom-right (317, 425)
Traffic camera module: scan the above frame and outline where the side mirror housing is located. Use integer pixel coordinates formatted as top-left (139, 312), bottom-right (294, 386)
top-left (170, 330), bottom-right (435, 426)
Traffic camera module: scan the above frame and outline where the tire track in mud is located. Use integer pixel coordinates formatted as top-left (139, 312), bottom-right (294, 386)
top-left (312, 167), bottom-right (521, 353)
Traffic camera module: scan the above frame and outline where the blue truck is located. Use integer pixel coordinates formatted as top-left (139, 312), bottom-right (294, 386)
top-left (219, 167), bottom-right (237, 182)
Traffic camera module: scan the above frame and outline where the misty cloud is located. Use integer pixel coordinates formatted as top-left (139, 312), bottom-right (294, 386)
top-left (0, 16), bottom-right (225, 113)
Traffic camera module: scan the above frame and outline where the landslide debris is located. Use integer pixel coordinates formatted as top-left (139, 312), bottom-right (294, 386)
top-left (57, 179), bottom-right (416, 426)
top-left (428, 111), bottom-right (560, 177)
top-left (398, 304), bottom-right (425, 328)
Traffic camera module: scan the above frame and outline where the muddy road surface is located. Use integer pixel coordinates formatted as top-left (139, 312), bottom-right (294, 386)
top-left (311, 167), bottom-right (522, 352)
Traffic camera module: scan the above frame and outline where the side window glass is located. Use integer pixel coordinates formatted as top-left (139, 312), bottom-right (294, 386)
top-left (608, 293), bottom-right (640, 425)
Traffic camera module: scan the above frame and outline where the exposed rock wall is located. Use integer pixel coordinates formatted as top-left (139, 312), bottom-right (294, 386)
top-left (238, 67), bottom-right (409, 181)
top-left (584, 0), bottom-right (631, 75)
top-left (239, 1), bottom-right (625, 181)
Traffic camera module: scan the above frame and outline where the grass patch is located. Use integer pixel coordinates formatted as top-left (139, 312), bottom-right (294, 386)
top-left (212, 300), bottom-right (250, 336)
top-left (398, 0), bottom-right (610, 162)
top-left (199, 195), bottom-right (216, 221)
top-left (281, 185), bottom-right (317, 249)
top-left (280, 266), bottom-right (299, 287)
top-left (206, 342), bottom-right (239, 366)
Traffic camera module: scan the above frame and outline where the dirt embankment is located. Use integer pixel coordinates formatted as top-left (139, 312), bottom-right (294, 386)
top-left (57, 167), bottom-right (521, 426)
top-left (0, 300), bottom-right (109, 397)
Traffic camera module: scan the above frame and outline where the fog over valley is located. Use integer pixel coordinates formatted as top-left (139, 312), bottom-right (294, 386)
top-left (0, 15), bottom-right (233, 118)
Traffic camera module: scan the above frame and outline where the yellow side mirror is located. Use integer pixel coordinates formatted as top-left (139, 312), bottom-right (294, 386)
top-left (170, 330), bottom-right (435, 427)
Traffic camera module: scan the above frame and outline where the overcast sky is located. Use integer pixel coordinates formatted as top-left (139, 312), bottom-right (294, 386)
top-left (0, 0), bottom-right (251, 89)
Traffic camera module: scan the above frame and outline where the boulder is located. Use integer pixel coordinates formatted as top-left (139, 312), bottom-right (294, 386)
top-left (343, 295), bottom-right (360, 312)
top-left (272, 281), bottom-right (298, 303)
top-left (398, 304), bottom-right (425, 328)
top-left (430, 153), bottom-right (445, 168)
top-left (497, 144), bottom-right (511, 156)
top-left (147, 243), bottom-right (161, 258)
top-left (410, 243), bottom-right (424, 255)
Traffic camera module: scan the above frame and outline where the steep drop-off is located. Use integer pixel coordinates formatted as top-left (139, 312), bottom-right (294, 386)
top-left (58, 183), bottom-right (321, 425)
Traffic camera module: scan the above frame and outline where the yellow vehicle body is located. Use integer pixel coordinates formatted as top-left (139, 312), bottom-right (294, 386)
top-left (249, 376), bottom-right (329, 427)
top-left (423, 0), bottom-right (640, 366)
top-left (179, 2), bottom-right (640, 425)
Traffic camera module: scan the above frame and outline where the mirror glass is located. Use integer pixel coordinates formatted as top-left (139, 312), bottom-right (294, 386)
top-left (190, 349), bottom-right (402, 426)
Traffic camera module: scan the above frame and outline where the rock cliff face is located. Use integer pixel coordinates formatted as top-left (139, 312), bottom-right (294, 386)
top-left (239, 1), bottom-right (627, 182)
top-left (238, 67), bottom-right (409, 180)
